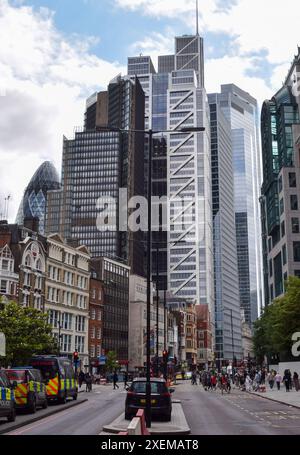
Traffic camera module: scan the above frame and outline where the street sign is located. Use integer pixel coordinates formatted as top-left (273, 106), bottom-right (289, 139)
top-left (99, 355), bottom-right (106, 365)
top-left (0, 332), bottom-right (6, 357)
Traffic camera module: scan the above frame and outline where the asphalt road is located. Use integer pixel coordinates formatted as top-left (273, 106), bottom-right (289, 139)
top-left (4, 381), bottom-right (300, 435)
top-left (5, 385), bottom-right (126, 435)
top-left (175, 381), bottom-right (300, 435)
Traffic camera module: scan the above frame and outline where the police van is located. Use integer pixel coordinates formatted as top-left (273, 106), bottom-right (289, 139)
top-left (0, 370), bottom-right (16, 422)
top-left (30, 356), bottom-right (78, 403)
top-left (6, 367), bottom-right (48, 413)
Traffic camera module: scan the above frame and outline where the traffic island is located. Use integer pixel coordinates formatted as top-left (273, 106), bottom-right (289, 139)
top-left (0, 398), bottom-right (88, 434)
top-left (101, 401), bottom-right (190, 435)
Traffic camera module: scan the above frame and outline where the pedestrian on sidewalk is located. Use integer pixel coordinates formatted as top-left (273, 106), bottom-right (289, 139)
top-left (113, 371), bottom-right (119, 390)
top-left (267, 371), bottom-right (275, 390)
top-left (293, 372), bottom-right (299, 391)
top-left (275, 372), bottom-right (282, 391)
top-left (283, 369), bottom-right (292, 392)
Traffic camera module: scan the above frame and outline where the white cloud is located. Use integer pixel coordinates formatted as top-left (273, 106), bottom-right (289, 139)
top-left (117, 0), bottom-right (300, 100)
top-left (0, 0), bottom-right (125, 221)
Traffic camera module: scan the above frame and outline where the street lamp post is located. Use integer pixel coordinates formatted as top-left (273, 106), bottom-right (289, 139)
top-left (98, 124), bottom-right (205, 428)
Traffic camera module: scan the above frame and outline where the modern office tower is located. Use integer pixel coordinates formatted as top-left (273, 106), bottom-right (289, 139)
top-left (208, 94), bottom-right (243, 363)
top-left (56, 76), bottom-right (145, 276)
top-left (84, 91), bottom-right (108, 130)
top-left (261, 49), bottom-right (300, 305)
top-left (175, 35), bottom-right (204, 87)
top-left (158, 55), bottom-right (175, 74)
top-left (167, 69), bottom-right (213, 314)
top-left (16, 161), bottom-right (61, 235)
top-left (91, 257), bottom-right (130, 362)
top-left (217, 84), bottom-right (263, 324)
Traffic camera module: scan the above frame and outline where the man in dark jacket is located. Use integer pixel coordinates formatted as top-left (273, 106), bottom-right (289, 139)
top-left (113, 371), bottom-right (119, 390)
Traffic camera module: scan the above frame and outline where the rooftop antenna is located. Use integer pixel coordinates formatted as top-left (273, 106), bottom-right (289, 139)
top-left (196, 0), bottom-right (199, 35)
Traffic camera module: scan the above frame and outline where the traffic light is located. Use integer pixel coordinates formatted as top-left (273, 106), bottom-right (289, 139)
top-left (174, 356), bottom-right (177, 366)
top-left (73, 350), bottom-right (79, 364)
top-left (163, 350), bottom-right (169, 363)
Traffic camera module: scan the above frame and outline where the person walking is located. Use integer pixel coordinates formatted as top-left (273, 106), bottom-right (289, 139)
top-left (267, 371), bottom-right (275, 390)
top-left (113, 371), bottom-right (119, 390)
top-left (293, 372), bottom-right (299, 391)
top-left (78, 370), bottom-right (85, 388)
top-left (275, 372), bottom-right (282, 391)
top-left (85, 372), bottom-right (92, 392)
top-left (283, 369), bottom-right (292, 392)
top-left (123, 371), bottom-right (129, 389)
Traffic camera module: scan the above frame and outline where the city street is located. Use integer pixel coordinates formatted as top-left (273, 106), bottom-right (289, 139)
top-left (176, 382), bottom-right (300, 435)
top-left (2, 382), bottom-right (300, 435)
top-left (4, 386), bottom-right (126, 435)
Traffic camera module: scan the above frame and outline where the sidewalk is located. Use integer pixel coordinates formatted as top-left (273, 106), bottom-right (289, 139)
top-left (250, 387), bottom-right (300, 409)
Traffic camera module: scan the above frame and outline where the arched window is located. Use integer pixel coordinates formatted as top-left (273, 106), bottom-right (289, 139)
top-left (36, 259), bottom-right (42, 271)
top-left (25, 254), bottom-right (31, 267)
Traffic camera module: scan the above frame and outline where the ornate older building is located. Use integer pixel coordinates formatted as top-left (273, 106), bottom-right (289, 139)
top-left (45, 234), bottom-right (90, 368)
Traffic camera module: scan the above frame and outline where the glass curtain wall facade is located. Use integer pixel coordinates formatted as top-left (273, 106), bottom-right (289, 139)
top-left (208, 94), bottom-right (242, 362)
top-left (16, 161), bottom-right (60, 235)
top-left (218, 84), bottom-right (263, 324)
top-left (261, 76), bottom-right (300, 305)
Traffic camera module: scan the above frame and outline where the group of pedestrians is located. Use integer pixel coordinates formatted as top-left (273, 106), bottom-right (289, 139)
top-left (233, 368), bottom-right (300, 393)
top-left (78, 371), bottom-right (93, 392)
top-left (191, 370), bottom-right (232, 393)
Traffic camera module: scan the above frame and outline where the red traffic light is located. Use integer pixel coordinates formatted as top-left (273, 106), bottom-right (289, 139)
top-left (163, 350), bottom-right (168, 361)
top-left (73, 351), bottom-right (79, 361)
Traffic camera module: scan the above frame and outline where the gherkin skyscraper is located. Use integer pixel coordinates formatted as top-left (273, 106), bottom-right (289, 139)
top-left (16, 161), bottom-right (60, 234)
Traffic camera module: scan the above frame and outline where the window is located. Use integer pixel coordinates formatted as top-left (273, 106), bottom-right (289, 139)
top-left (278, 175), bottom-right (283, 193)
top-left (289, 172), bottom-right (297, 188)
top-left (34, 296), bottom-right (42, 311)
top-left (279, 198), bottom-right (284, 215)
top-left (97, 310), bottom-right (102, 321)
top-left (268, 238), bottom-right (272, 252)
top-left (281, 221), bottom-right (285, 237)
top-left (75, 336), bottom-right (85, 353)
top-left (90, 345), bottom-right (95, 358)
top-left (270, 284), bottom-right (274, 301)
top-left (292, 217), bottom-right (300, 233)
top-left (62, 313), bottom-right (72, 330)
top-left (96, 328), bottom-right (101, 340)
top-left (295, 270), bottom-right (300, 278)
top-left (282, 244), bottom-right (287, 266)
top-left (291, 195), bottom-right (298, 211)
top-left (2, 259), bottom-right (9, 271)
top-left (90, 308), bottom-right (96, 320)
top-left (90, 327), bottom-right (95, 339)
top-left (269, 259), bottom-right (273, 277)
top-left (0, 280), bottom-right (7, 293)
top-left (92, 288), bottom-right (96, 299)
top-left (62, 334), bottom-right (72, 353)
top-left (24, 272), bottom-right (31, 286)
top-left (96, 345), bottom-right (101, 357)
top-left (75, 316), bottom-right (85, 332)
top-left (293, 242), bottom-right (300, 262)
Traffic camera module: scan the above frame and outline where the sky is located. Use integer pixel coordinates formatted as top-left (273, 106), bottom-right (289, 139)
top-left (0, 0), bottom-right (300, 221)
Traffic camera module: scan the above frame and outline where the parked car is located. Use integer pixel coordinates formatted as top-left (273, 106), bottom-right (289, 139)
top-left (0, 370), bottom-right (16, 422)
top-left (125, 378), bottom-right (174, 421)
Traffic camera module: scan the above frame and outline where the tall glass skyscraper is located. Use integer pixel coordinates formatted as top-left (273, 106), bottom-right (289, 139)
top-left (16, 161), bottom-right (60, 235)
top-left (208, 93), bottom-right (243, 362)
top-left (217, 84), bottom-right (264, 324)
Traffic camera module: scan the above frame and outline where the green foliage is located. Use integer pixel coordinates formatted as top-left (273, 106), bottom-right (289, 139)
top-left (106, 351), bottom-right (118, 373)
top-left (253, 276), bottom-right (300, 361)
top-left (0, 299), bottom-right (58, 367)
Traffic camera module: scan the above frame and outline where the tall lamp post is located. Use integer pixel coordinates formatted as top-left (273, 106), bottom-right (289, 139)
top-left (98, 125), bottom-right (205, 428)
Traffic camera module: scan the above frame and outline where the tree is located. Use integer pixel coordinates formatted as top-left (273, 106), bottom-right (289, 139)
top-left (106, 351), bottom-right (118, 373)
top-left (253, 276), bottom-right (300, 362)
top-left (0, 300), bottom-right (58, 367)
